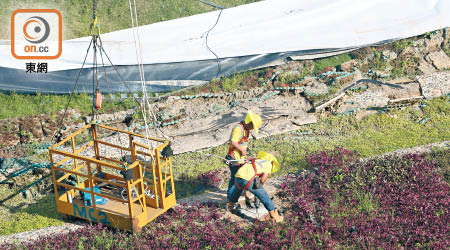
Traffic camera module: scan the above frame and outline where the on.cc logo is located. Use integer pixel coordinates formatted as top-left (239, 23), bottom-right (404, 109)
top-left (23, 16), bottom-right (50, 44)
top-left (11, 9), bottom-right (62, 60)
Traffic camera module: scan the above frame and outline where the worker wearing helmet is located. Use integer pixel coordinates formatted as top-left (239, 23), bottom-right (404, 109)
top-left (226, 111), bottom-right (263, 207)
top-left (227, 151), bottom-right (284, 223)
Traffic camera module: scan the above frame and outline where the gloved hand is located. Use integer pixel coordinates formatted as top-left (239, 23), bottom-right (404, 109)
top-left (253, 176), bottom-right (261, 189)
top-left (253, 197), bottom-right (261, 208)
top-left (224, 154), bottom-right (234, 165)
top-left (245, 197), bottom-right (254, 209)
top-left (245, 197), bottom-right (261, 209)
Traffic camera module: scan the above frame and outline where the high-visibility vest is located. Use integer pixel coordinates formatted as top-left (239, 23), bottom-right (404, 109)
top-left (227, 122), bottom-right (249, 158)
top-left (235, 158), bottom-right (261, 190)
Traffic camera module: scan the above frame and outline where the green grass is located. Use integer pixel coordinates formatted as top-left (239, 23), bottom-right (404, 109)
top-left (0, 184), bottom-right (65, 235)
top-left (0, 0), bottom-right (260, 40)
top-left (313, 53), bottom-right (353, 74)
top-left (0, 92), bottom-right (139, 119)
top-left (177, 68), bottom-right (269, 96)
top-left (394, 39), bottom-right (414, 52)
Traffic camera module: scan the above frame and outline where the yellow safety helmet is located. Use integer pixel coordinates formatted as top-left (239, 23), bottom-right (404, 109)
top-left (244, 110), bottom-right (262, 135)
top-left (257, 151), bottom-right (279, 173)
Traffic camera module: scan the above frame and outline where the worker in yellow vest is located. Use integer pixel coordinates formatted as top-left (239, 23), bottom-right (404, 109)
top-left (227, 151), bottom-right (283, 223)
top-left (225, 110), bottom-right (262, 208)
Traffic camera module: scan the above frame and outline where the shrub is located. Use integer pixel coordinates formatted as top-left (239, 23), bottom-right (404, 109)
top-left (197, 169), bottom-right (223, 188)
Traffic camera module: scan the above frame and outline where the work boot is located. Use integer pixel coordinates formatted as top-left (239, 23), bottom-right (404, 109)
top-left (259, 209), bottom-right (284, 223)
top-left (259, 212), bottom-right (272, 222)
top-left (227, 202), bottom-right (236, 212)
top-left (269, 209), bottom-right (284, 223)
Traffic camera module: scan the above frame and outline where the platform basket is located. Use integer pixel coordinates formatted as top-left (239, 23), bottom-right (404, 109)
top-left (49, 123), bottom-right (176, 232)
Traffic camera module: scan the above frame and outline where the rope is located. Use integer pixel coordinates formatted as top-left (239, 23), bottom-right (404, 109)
top-left (98, 38), bottom-right (126, 159)
top-left (128, 0), bottom-right (155, 169)
top-left (261, 71), bottom-right (280, 86)
top-left (91, 37), bottom-right (98, 122)
top-left (51, 37), bottom-right (94, 143)
top-left (131, 0), bottom-right (171, 142)
top-left (92, 0), bottom-right (97, 19)
top-left (128, 0), bottom-right (171, 145)
top-left (99, 37), bottom-right (169, 146)
top-left (202, 8), bottom-right (224, 79)
top-left (195, 150), bottom-right (250, 165)
top-left (98, 39), bottom-right (141, 105)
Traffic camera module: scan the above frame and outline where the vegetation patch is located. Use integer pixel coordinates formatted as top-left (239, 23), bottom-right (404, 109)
top-left (0, 92), bottom-right (139, 119)
top-left (0, 186), bottom-right (65, 235)
top-left (313, 53), bottom-right (353, 74)
top-left (3, 148), bottom-right (448, 249)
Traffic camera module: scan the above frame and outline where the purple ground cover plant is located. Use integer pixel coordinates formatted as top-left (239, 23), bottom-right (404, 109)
top-left (2, 147), bottom-right (448, 249)
top-left (197, 169), bottom-right (223, 188)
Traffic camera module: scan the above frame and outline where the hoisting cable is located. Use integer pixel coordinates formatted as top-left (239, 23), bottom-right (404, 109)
top-left (127, 0), bottom-right (158, 175)
top-left (91, 36), bottom-right (98, 122)
top-left (129, 0), bottom-right (169, 141)
top-left (98, 35), bottom-right (125, 159)
top-left (98, 37), bottom-right (167, 150)
top-left (98, 38), bottom-right (142, 105)
top-left (51, 38), bottom-right (94, 143)
top-left (98, 36), bottom-right (160, 148)
top-left (90, 0), bottom-right (101, 123)
top-left (128, 0), bottom-right (154, 158)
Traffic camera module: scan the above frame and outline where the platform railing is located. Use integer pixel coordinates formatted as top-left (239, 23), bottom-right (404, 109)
top-left (48, 123), bottom-right (173, 230)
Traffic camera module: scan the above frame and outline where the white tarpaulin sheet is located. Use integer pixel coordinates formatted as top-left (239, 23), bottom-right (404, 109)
top-left (0, 0), bottom-right (449, 93)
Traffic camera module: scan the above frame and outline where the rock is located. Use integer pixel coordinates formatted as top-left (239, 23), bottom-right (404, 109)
top-left (96, 113), bottom-right (116, 122)
top-left (343, 85), bottom-right (390, 109)
top-left (425, 50), bottom-right (450, 70)
top-left (303, 81), bottom-right (329, 96)
top-left (369, 69), bottom-right (390, 78)
top-left (166, 95), bottom-right (181, 103)
top-left (389, 51), bottom-right (397, 60)
top-left (382, 50), bottom-right (397, 61)
top-left (290, 115), bottom-right (317, 126)
top-left (17, 116), bottom-right (43, 143)
top-left (413, 39), bottom-right (426, 53)
top-left (418, 58), bottom-right (437, 74)
top-left (417, 71), bottom-right (450, 99)
top-left (284, 70), bottom-right (302, 76)
top-left (399, 46), bottom-right (418, 57)
top-left (335, 103), bottom-right (360, 115)
top-left (302, 60), bottom-right (315, 72)
top-left (338, 59), bottom-right (358, 72)
top-left (382, 82), bottom-right (421, 100)
top-left (41, 117), bottom-right (58, 138)
top-left (0, 121), bottom-right (20, 148)
top-left (423, 32), bottom-right (444, 52)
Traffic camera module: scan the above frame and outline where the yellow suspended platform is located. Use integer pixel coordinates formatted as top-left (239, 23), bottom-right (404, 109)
top-left (49, 123), bottom-right (176, 232)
